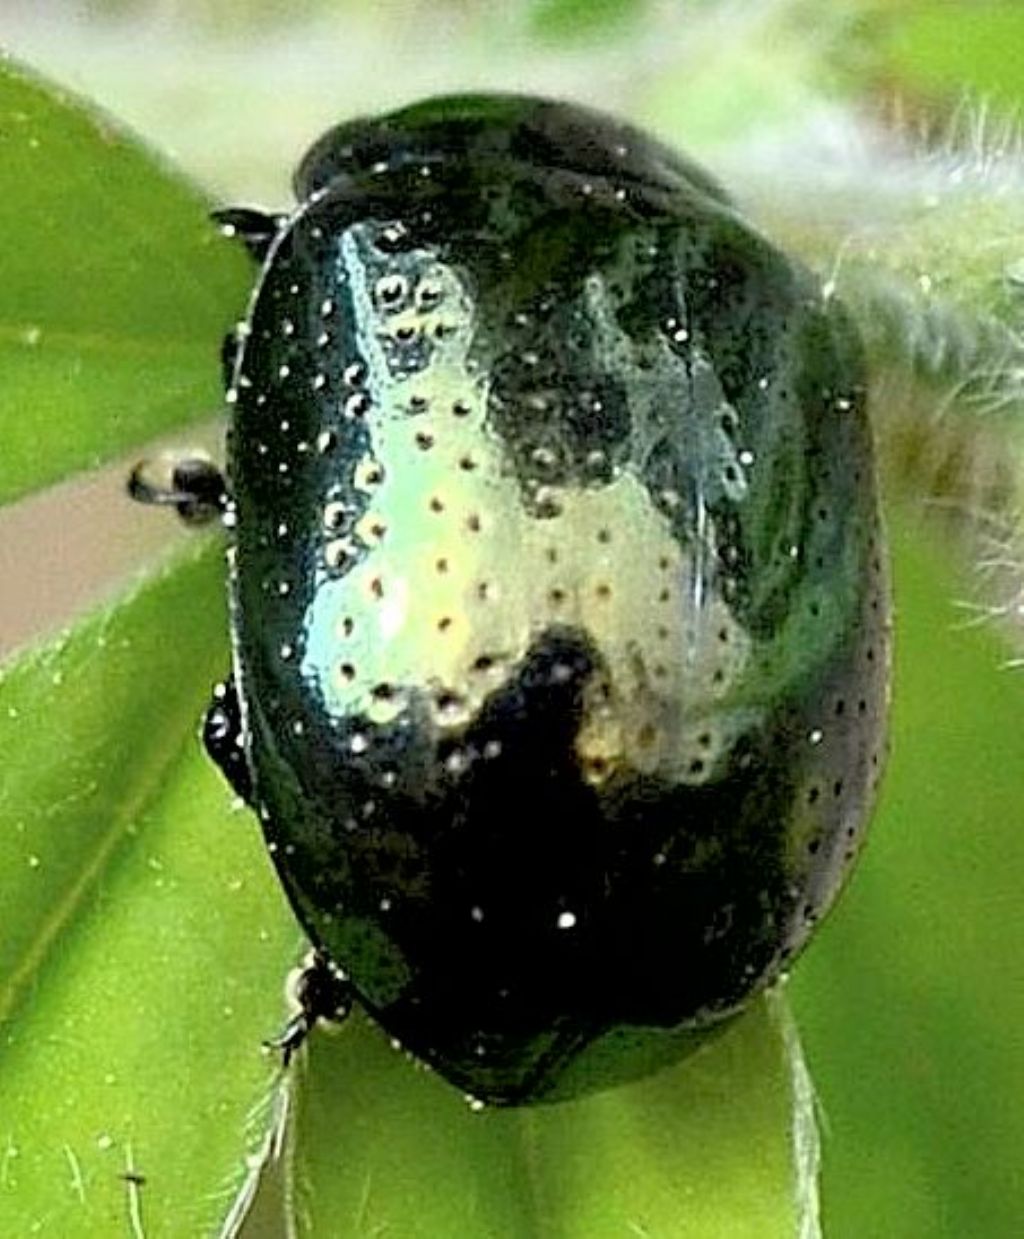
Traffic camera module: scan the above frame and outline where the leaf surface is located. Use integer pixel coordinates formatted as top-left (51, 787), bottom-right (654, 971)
top-left (290, 996), bottom-right (814, 1238)
top-left (0, 546), bottom-right (298, 1236)
top-left (0, 55), bottom-right (252, 506)
top-left (792, 515), bottom-right (1024, 1237)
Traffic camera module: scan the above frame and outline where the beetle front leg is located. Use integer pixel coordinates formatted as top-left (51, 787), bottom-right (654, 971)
top-left (266, 949), bottom-right (354, 1067)
top-left (213, 206), bottom-right (287, 384)
top-left (212, 206), bottom-right (287, 263)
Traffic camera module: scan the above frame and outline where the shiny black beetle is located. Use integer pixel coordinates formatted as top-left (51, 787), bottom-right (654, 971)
top-left (131, 94), bottom-right (890, 1105)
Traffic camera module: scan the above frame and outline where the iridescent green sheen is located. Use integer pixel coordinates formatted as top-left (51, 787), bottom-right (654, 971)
top-left (224, 95), bottom-right (889, 1104)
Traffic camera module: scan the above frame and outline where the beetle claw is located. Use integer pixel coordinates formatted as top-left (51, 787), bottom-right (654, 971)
top-left (267, 950), bottom-right (354, 1067)
top-left (263, 1013), bottom-right (313, 1069)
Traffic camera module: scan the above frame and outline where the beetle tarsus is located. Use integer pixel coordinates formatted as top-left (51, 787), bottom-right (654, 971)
top-left (266, 951), bottom-right (354, 1067)
top-left (127, 455), bottom-right (228, 527)
top-left (212, 206), bottom-right (287, 263)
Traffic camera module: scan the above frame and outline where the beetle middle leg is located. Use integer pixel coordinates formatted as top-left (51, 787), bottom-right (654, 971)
top-left (127, 453), bottom-right (228, 527)
top-left (202, 676), bottom-right (253, 805)
top-left (266, 949), bottom-right (354, 1067)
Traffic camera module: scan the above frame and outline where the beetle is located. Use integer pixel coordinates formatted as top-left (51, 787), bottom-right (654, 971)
top-left (130, 93), bottom-right (890, 1106)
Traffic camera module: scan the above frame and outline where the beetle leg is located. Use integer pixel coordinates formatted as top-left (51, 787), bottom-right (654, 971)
top-left (127, 454), bottom-right (229, 527)
top-left (202, 677), bottom-right (253, 804)
top-left (266, 949), bottom-right (354, 1067)
top-left (220, 321), bottom-right (249, 390)
top-left (212, 206), bottom-right (287, 263)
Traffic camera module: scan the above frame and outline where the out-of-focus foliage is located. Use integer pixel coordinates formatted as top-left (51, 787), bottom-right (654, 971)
top-left (874, 1), bottom-right (1024, 112)
top-left (528, 0), bottom-right (645, 42)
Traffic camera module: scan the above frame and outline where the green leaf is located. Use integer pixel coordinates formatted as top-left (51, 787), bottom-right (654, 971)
top-left (0, 545), bottom-right (298, 1235)
top-left (290, 994), bottom-right (816, 1238)
top-left (877, 1), bottom-right (1024, 112)
top-left (528, 0), bottom-right (644, 42)
top-left (0, 55), bottom-right (252, 507)
top-left (792, 513), bottom-right (1024, 1237)
top-left (635, 2), bottom-right (849, 156)
top-left (0, 543), bottom-right (819, 1239)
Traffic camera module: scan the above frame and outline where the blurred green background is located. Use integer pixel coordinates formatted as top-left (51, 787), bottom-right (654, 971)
top-left (3, 1), bottom-right (1024, 1235)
